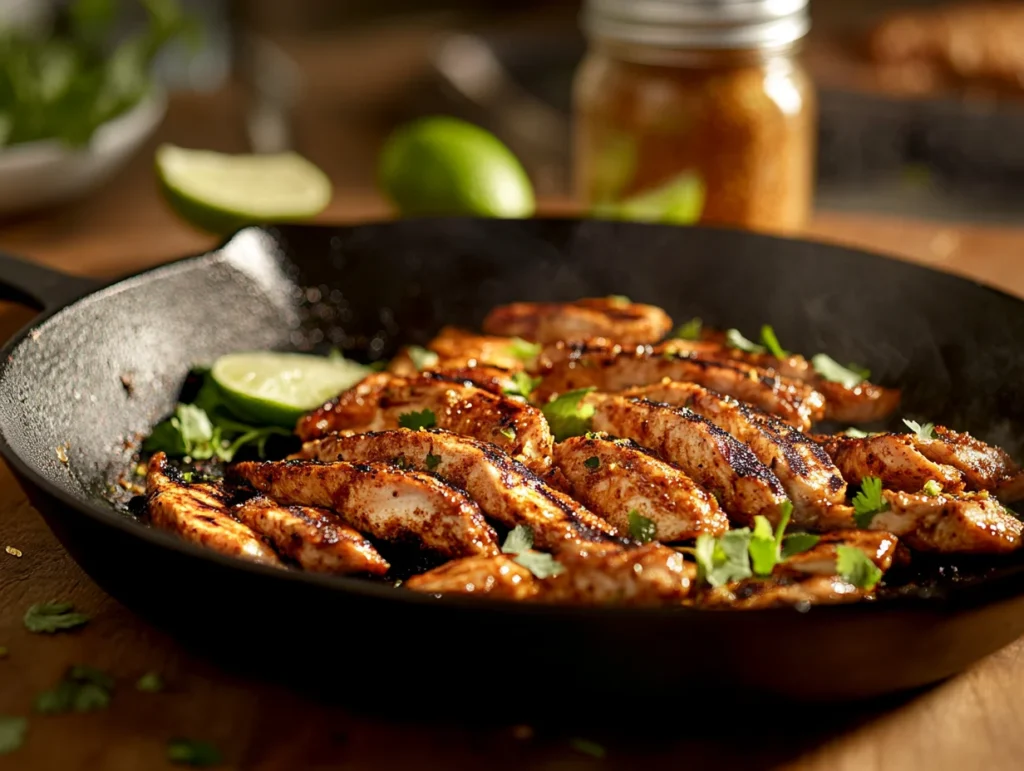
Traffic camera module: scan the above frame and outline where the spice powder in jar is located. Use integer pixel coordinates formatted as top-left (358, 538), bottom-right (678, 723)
top-left (574, 0), bottom-right (815, 233)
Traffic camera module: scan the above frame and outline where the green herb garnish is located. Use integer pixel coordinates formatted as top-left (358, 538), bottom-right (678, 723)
top-left (500, 525), bottom-right (564, 578)
top-left (499, 427), bottom-right (517, 441)
top-left (627, 510), bottom-right (656, 543)
top-left (501, 525), bottom-right (534, 554)
top-left (748, 501), bottom-right (794, 575)
top-left (425, 453), bottom-right (442, 471)
top-left (922, 480), bottom-right (942, 497)
top-left (407, 346), bottom-right (439, 371)
top-left (759, 324), bottom-right (788, 359)
top-left (23, 602), bottom-right (89, 634)
top-left (725, 328), bottom-right (765, 354)
top-left (167, 738), bottom-right (223, 767)
top-left (35, 665), bottom-right (114, 714)
top-left (835, 545), bottom-right (883, 590)
top-left (673, 317), bottom-right (703, 341)
top-left (903, 419), bottom-right (935, 441)
top-left (0, 716), bottom-right (27, 756)
top-left (584, 456), bottom-right (600, 470)
top-left (506, 337), bottom-right (542, 362)
top-left (811, 354), bottom-right (870, 388)
top-left (541, 388), bottom-right (596, 441)
top-left (607, 295), bottom-right (630, 305)
top-left (136, 672), bottom-right (164, 693)
top-left (852, 476), bottom-right (889, 528)
top-left (398, 409), bottom-right (436, 430)
top-left (503, 371), bottom-right (541, 399)
top-left (694, 529), bottom-right (753, 587)
top-left (842, 427), bottom-right (871, 438)
top-left (781, 532), bottom-right (821, 559)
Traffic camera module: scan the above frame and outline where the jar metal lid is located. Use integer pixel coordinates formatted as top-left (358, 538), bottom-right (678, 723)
top-left (582, 0), bottom-right (810, 51)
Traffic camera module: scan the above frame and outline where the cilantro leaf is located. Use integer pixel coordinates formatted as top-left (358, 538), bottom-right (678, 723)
top-left (0, 716), bottom-right (27, 756)
top-left (923, 480), bottom-right (942, 497)
top-left (398, 409), bottom-right (436, 430)
top-left (136, 672), bottom-right (164, 693)
top-left (759, 325), bottom-right (788, 359)
top-left (499, 427), bottom-right (517, 441)
top-left (541, 388), bottom-right (596, 441)
top-left (406, 346), bottom-right (439, 371)
top-left (167, 738), bottom-right (222, 767)
top-left (835, 545), bottom-right (883, 590)
top-left (501, 525), bottom-right (534, 554)
top-left (503, 371), bottom-right (541, 399)
top-left (23, 602), bottom-right (89, 634)
top-left (584, 456), bottom-right (600, 470)
top-left (627, 510), bottom-right (656, 543)
top-left (812, 354), bottom-right (869, 388)
top-left (512, 551), bottom-right (566, 579)
top-left (853, 476), bottom-right (889, 528)
top-left (748, 515), bottom-right (778, 576)
top-left (425, 453), bottom-right (442, 471)
top-left (506, 337), bottom-right (542, 362)
top-left (694, 529), bottom-right (752, 587)
top-left (781, 532), bottom-right (821, 559)
top-left (35, 665), bottom-right (114, 714)
top-left (673, 317), bottom-right (703, 341)
top-left (725, 329), bottom-right (765, 354)
top-left (903, 419), bottom-right (935, 441)
top-left (842, 427), bottom-right (871, 438)
top-left (607, 294), bottom-right (630, 305)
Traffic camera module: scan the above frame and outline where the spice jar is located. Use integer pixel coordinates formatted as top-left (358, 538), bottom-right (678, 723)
top-left (574, 0), bottom-right (815, 233)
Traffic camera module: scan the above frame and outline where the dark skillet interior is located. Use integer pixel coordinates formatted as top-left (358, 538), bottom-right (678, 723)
top-left (3, 218), bottom-right (1024, 713)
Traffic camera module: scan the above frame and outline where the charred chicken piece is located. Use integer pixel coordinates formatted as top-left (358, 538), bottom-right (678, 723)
top-left (483, 297), bottom-right (673, 347)
top-left (552, 434), bottom-right (729, 540)
top-left (388, 327), bottom-right (533, 376)
top-left (819, 433), bottom-right (965, 494)
top-left (779, 530), bottom-right (899, 576)
top-left (405, 554), bottom-right (539, 599)
top-left (587, 395), bottom-right (790, 525)
top-left (231, 459), bottom-right (499, 559)
top-left (295, 372), bottom-right (553, 473)
top-left (621, 381), bottom-right (850, 530)
top-left (701, 574), bottom-right (873, 609)
top-left (542, 542), bottom-right (695, 605)
top-left (909, 425), bottom-right (1021, 492)
top-left (537, 342), bottom-right (825, 430)
top-left (232, 496), bottom-right (389, 575)
top-left (146, 453), bottom-right (281, 566)
top-left (295, 428), bottom-right (619, 549)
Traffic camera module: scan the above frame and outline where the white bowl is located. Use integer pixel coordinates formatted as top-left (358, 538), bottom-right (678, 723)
top-left (0, 89), bottom-right (167, 216)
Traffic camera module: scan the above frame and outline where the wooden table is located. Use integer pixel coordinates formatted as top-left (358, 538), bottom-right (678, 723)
top-left (5, 96), bottom-right (1024, 771)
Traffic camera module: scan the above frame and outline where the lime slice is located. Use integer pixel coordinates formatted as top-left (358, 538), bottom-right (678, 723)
top-left (378, 116), bottom-right (535, 218)
top-left (156, 144), bottom-right (333, 234)
top-left (211, 352), bottom-right (370, 428)
top-left (592, 172), bottom-right (705, 225)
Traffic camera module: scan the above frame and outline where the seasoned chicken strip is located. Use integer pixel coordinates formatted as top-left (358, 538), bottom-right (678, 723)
top-left (818, 433), bottom-right (965, 494)
top-left (405, 554), bottom-right (539, 599)
top-left (780, 530), bottom-right (899, 576)
top-left (295, 372), bottom-right (553, 473)
top-left (587, 395), bottom-right (790, 525)
top-left (908, 425), bottom-right (1020, 492)
top-left (541, 542), bottom-right (695, 605)
top-left (666, 337), bottom-right (901, 423)
top-left (553, 434), bottom-right (729, 540)
top-left (232, 496), bottom-right (389, 575)
top-left (537, 342), bottom-right (824, 430)
top-left (428, 326), bottom-right (534, 370)
top-left (231, 460), bottom-right (499, 559)
top-left (620, 381), bottom-right (849, 529)
top-left (862, 490), bottom-right (1023, 554)
top-left (296, 429), bottom-right (619, 549)
top-left (146, 453), bottom-right (281, 566)
top-left (701, 574), bottom-right (871, 609)
top-left (483, 297), bottom-right (672, 346)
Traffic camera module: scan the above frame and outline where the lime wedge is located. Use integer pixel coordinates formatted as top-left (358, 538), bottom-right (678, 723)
top-left (211, 352), bottom-right (370, 428)
top-left (156, 144), bottom-right (333, 234)
top-left (592, 172), bottom-right (705, 225)
top-left (378, 116), bottom-right (534, 218)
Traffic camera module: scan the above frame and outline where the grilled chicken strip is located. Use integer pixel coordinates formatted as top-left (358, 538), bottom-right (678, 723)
top-left (542, 542), bottom-right (694, 605)
top-left (388, 328), bottom-right (532, 376)
top-left (405, 554), bottom-right (539, 599)
top-left (780, 530), bottom-right (899, 576)
top-left (819, 433), bottom-right (965, 493)
top-left (296, 429), bottom-right (619, 549)
top-left (233, 496), bottom-right (389, 575)
top-left (620, 381), bottom-right (849, 529)
top-left (701, 574), bottom-right (872, 609)
top-left (537, 342), bottom-right (825, 430)
top-left (552, 434), bottom-right (729, 540)
top-left (146, 453), bottom-right (281, 566)
top-left (231, 460), bottom-right (499, 559)
top-left (483, 297), bottom-right (673, 346)
top-left (295, 372), bottom-right (553, 473)
top-left (666, 337), bottom-right (900, 424)
top-left (908, 425), bottom-right (1021, 492)
top-left (587, 395), bottom-right (790, 525)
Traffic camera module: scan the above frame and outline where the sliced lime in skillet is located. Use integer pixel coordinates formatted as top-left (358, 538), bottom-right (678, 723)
top-left (156, 144), bottom-right (333, 234)
top-left (211, 352), bottom-right (370, 428)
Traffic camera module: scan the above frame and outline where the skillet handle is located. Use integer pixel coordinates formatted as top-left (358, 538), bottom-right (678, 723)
top-left (0, 251), bottom-right (102, 312)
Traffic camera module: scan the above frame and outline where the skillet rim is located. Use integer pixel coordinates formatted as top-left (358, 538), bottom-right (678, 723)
top-left (2, 216), bottom-right (1024, 620)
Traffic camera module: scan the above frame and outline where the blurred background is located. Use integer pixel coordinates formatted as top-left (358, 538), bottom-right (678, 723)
top-left (2, 0), bottom-right (1024, 259)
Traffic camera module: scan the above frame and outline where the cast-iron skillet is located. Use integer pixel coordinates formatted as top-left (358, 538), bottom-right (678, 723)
top-left (2, 218), bottom-right (1024, 712)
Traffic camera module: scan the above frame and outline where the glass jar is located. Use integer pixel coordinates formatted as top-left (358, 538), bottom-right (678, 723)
top-left (574, 0), bottom-right (815, 233)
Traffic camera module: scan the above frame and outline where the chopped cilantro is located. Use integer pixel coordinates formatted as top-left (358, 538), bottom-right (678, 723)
top-left (407, 346), bottom-right (439, 371)
top-left (922, 480), bottom-right (942, 497)
top-left (503, 371), bottom-right (542, 400)
top-left (569, 738), bottom-right (606, 759)
top-left (425, 453), bottom-right (442, 471)
top-left (398, 409), bottom-right (436, 430)
top-left (903, 419), bottom-right (935, 441)
top-left (167, 739), bottom-right (222, 767)
top-left (499, 427), bottom-right (517, 441)
top-left (724, 328), bottom-right (765, 354)
top-left (748, 515), bottom-right (779, 576)
top-left (852, 476), bottom-right (889, 528)
top-left (541, 388), bottom-right (596, 441)
top-left (607, 295), bottom-right (630, 305)
top-left (35, 665), bottom-right (114, 714)
top-left (23, 602), bottom-right (89, 634)
top-left (506, 337), bottom-right (542, 362)
top-left (781, 532), bottom-right (821, 559)
top-left (842, 427), bottom-right (871, 438)
top-left (759, 324), bottom-right (789, 359)
top-left (694, 529), bottom-right (753, 587)
top-left (627, 510), bottom-right (656, 543)
top-left (673, 317), bottom-right (703, 341)
top-left (136, 672), bottom-right (164, 693)
top-left (501, 525), bottom-right (534, 554)
top-left (835, 545), bottom-right (883, 590)
top-left (512, 551), bottom-right (565, 579)
top-left (811, 354), bottom-right (869, 388)
top-left (0, 716), bottom-right (27, 756)
top-left (584, 456), bottom-right (600, 470)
